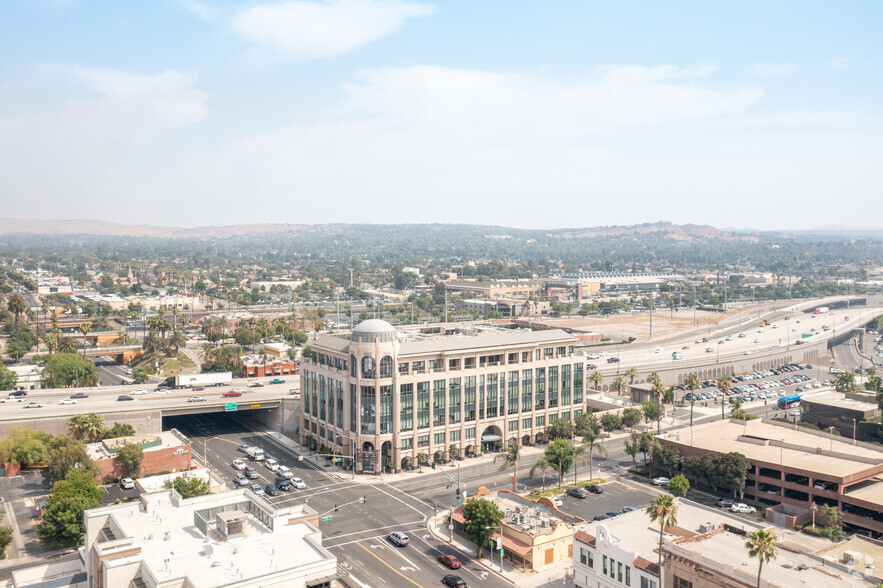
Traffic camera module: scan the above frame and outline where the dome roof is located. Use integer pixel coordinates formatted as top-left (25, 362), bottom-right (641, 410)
top-left (352, 319), bottom-right (397, 343)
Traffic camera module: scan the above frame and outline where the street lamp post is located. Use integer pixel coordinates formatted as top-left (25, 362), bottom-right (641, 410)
top-left (484, 524), bottom-right (504, 572)
top-left (853, 418), bottom-right (857, 445)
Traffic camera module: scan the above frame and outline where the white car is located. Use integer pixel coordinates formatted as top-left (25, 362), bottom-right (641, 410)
top-left (58, 398), bottom-right (78, 405)
top-left (131, 389), bottom-right (147, 395)
top-left (278, 466), bottom-right (294, 479)
top-left (0, 397), bottom-right (22, 403)
top-left (652, 477), bottom-right (670, 487)
top-left (154, 389), bottom-right (171, 395)
top-left (119, 477), bottom-right (135, 490)
top-left (655, 348), bottom-right (663, 353)
top-left (232, 459), bottom-right (247, 470)
top-left (231, 388), bottom-right (246, 393)
top-left (264, 459), bottom-right (280, 472)
top-left (248, 381), bottom-right (264, 388)
top-left (23, 402), bottom-right (43, 409)
top-left (552, 497), bottom-right (563, 507)
top-left (730, 503), bottom-right (757, 514)
top-left (291, 477), bottom-right (306, 489)
top-left (187, 396), bottom-right (207, 403)
top-left (789, 408), bottom-right (800, 416)
top-left (744, 350), bottom-right (752, 355)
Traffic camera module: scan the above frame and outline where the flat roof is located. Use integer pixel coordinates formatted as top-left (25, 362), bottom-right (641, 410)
top-left (815, 536), bottom-right (883, 582)
top-left (87, 430), bottom-right (188, 461)
top-left (803, 391), bottom-right (878, 412)
top-left (91, 490), bottom-right (333, 587)
top-left (664, 419), bottom-right (883, 479)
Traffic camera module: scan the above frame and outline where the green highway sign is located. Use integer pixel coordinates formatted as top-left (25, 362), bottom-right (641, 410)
top-left (332, 457), bottom-right (342, 463)
top-left (321, 516), bottom-right (332, 521)
top-left (224, 402), bottom-right (238, 412)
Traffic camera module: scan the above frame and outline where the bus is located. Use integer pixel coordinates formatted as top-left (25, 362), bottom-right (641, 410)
top-left (778, 394), bottom-right (801, 409)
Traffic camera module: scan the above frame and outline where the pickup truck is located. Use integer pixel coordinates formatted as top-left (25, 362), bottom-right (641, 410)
top-left (269, 378), bottom-right (285, 385)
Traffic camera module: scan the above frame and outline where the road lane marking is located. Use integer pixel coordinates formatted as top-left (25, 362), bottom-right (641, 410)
top-left (356, 542), bottom-right (426, 588)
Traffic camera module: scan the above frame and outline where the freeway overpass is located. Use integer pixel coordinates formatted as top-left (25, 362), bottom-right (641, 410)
top-left (0, 378), bottom-right (299, 437)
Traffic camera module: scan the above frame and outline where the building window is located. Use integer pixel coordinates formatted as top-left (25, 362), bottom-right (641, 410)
top-left (544, 347), bottom-right (554, 358)
top-left (486, 373), bottom-right (499, 418)
top-left (449, 378), bottom-right (462, 424)
top-left (350, 384), bottom-right (357, 432)
top-left (398, 362), bottom-right (409, 375)
top-left (434, 432), bottom-right (445, 446)
top-left (521, 369), bottom-right (533, 412)
top-left (429, 359), bottom-right (442, 372)
top-left (574, 363), bottom-right (583, 404)
top-left (557, 346), bottom-right (566, 357)
top-left (588, 550), bottom-right (594, 569)
top-left (433, 380), bottom-right (446, 427)
top-left (450, 430), bottom-right (460, 442)
top-left (379, 356), bottom-right (393, 379)
top-left (336, 382), bottom-right (343, 429)
top-left (362, 356), bottom-right (376, 379)
top-left (413, 361), bottom-right (425, 374)
top-left (641, 578), bottom-right (657, 588)
top-left (609, 558), bottom-right (616, 578)
top-left (508, 420), bottom-right (518, 432)
top-left (508, 352), bottom-right (518, 364)
top-left (521, 351), bottom-right (529, 363)
top-left (401, 438), bottom-right (413, 450)
top-left (464, 357), bottom-right (476, 369)
top-left (449, 358), bottom-right (460, 371)
top-left (465, 427), bottom-right (475, 440)
top-left (417, 435), bottom-right (429, 448)
top-left (522, 417), bottom-right (531, 430)
top-left (400, 384), bottom-right (413, 432)
top-left (351, 355), bottom-right (357, 377)
top-left (464, 376), bottom-right (476, 422)
top-left (360, 386), bottom-right (376, 434)
top-left (673, 577), bottom-right (692, 588)
top-left (626, 566), bottom-right (631, 586)
top-left (603, 555), bottom-right (608, 575)
top-left (417, 382), bottom-right (430, 429)
top-left (534, 367), bottom-right (545, 410)
top-left (379, 385), bottom-right (392, 434)
top-left (508, 371), bottom-right (519, 415)
top-left (618, 562), bottom-right (622, 582)
top-left (561, 364), bottom-right (571, 406)
top-left (548, 366), bottom-right (558, 409)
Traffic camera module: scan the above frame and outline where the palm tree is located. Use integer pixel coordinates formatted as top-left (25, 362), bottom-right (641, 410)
top-left (67, 414), bottom-right (86, 440)
top-left (494, 443), bottom-right (520, 492)
top-left (582, 428), bottom-right (607, 481)
top-left (717, 376), bottom-right (732, 420)
top-left (82, 412), bottom-right (105, 441)
top-left (43, 331), bottom-right (58, 354)
top-left (58, 336), bottom-right (78, 353)
top-left (529, 456), bottom-right (553, 494)
top-left (647, 372), bottom-right (666, 434)
top-left (745, 528), bottom-right (778, 588)
top-left (646, 493), bottom-right (678, 574)
top-left (78, 322), bottom-right (92, 356)
top-left (612, 376), bottom-right (627, 396)
top-left (167, 330), bottom-right (188, 356)
top-left (685, 373), bottom-right (700, 427)
top-left (7, 293), bottom-right (26, 324)
top-left (589, 370), bottom-right (604, 390)
top-left (625, 367), bottom-right (639, 385)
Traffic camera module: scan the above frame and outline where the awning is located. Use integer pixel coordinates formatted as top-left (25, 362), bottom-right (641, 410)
top-left (481, 434), bottom-right (502, 442)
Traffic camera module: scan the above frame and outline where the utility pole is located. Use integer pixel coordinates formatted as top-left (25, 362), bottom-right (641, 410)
top-left (693, 284), bottom-right (697, 327)
top-left (649, 292), bottom-right (653, 339)
top-left (445, 292), bottom-right (448, 324)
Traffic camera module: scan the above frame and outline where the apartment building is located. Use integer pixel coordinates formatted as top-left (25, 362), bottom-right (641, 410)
top-left (300, 319), bottom-right (586, 473)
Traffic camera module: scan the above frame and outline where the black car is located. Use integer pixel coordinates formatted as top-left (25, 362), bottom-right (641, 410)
top-left (117, 395), bottom-right (134, 401)
top-left (275, 477), bottom-right (292, 491)
top-left (605, 511), bottom-right (620, 518)
top-left (265, 484), bottom-right (281, 497)
top-left (606, 357), bottom-right (620, 363)
top-left (585, 484), bottom-right (603, 494)
top-left (70, 392), bottom-right (89, 399)
top-left (586, 363), bottom-right (597, 370)
top-left (442, 575), bottom-right (468, 588)
top-left (246, 467), bottom-right (259, 480)
top-left (566, 488), bottom-right (587, 499)
top-left (593, 514), bottom-right (610, 521)
top-left (717, 499), bottom-right (736, 508)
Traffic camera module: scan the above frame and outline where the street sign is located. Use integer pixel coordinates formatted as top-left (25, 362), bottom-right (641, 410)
top-left (224, 402), bottom-right (237, 412)
top-left (332, 457), bottom-right (342, 463)
top-left (321, 516), bottom-right (332, 521)
top-left (500, 549), bottom-right (504, 556)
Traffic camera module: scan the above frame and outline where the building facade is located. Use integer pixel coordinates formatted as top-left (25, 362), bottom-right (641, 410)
top-left (300, 320), bottom-right (586, 473)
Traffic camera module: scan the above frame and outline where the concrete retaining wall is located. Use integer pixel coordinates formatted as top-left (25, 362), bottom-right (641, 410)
top-left (0, 409), bottom-right (163, 438)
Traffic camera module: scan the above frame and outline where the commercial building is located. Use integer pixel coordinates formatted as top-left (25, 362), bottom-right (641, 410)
top-left (301, 319), bottom-right (586, 473)
top-left (86, 430), bottom-right (192, 483)
top-left (444, 279), bottom-right (544, 300)
top-left (544, 273), bottom-right (684, 301)
top-left (9, 364), bottom-right (42, 391)
top-left (574, 499), bottom-right (876, 588)
top-left (660, 419), bottom-right (883, 537)
top-left (83, 487), bottom-right (341, 588)
top-left (449, 487), bottom-right (584, 572)
top-left (800, 391), bottom-right (879, 437)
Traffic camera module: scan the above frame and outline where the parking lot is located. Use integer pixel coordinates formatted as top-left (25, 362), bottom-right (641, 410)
top-left (675, 363), bottom-right (828, 408)
top-left (556, 480), bottom-right (662, 522)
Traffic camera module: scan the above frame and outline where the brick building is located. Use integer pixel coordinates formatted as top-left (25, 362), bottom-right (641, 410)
top-left (87, 430), bottom-right (192, 482)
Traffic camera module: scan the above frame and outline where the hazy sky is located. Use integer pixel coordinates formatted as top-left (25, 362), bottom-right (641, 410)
top-left (1, 1), bottom-right (881, 230)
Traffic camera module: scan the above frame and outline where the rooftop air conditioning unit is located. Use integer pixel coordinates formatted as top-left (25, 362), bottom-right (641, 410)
top-left (698, 522), bottom-right (715, 533)
top-left (843, 550), bottom-right (861, 564)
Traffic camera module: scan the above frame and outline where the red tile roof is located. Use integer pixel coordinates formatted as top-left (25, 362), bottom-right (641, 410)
top-left (574, 530), bottom-right (596, 547)
top-left (492, 532), bottom-right (533, 557)
top-left (634, 556), bottom-right (660, 576)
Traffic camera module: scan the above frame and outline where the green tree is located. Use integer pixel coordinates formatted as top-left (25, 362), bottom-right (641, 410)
top-left (0, 523), bottom-right (12, 559)
top-left (46, 435), bottom-right (95, 480)
top-left (624, 431), bottom-right (641, 469)
top-left (819, 504), bottom-right (844, 540)
top-left (745, 528), bottom-right (778, 588)
top-left (646, 493), bottom-right (678, 573)
top-left (582, 427), bottom-right (607, 480)
top-left (574, 412), bottom-right (600, 437)
top-left (621, 407), bottom-right (642, 428)
top-left (657, 444), bottom-right (682, 476)
top-left (101, 422), bottom-right (136, 440)
top-left (589, 370), bottom-right (604, 389)
top-left (0, 427), bottom-right (51, 467)
top-left (81, 413), bottom-right (104, 441)
top-left (641, 399), bottom-right (660, 424)
top-left (715, 452), bottom-right (751, 497)
top-left (546, 417), bottom-right (573, 440)
top-left (669, 474), bottom-right (690, 498)
top-left (41, 353), bottom-right (99, 388)
top-left (625, 367), bottom-right (639, 384)
top-left (67, 415), bottom-right (85, 440)
top-left (5, 339), bottom-right (30, 362)
top-left (167, 330), bottom-right (188, 356)
top-left (612, 376), bottom-right (627, 395)
top-left (37, 470), bottom-right (103, 548)
top-left (600, 412), bottom-right (622, 432)
top-left (684, 373), bottom-right (700, 427)
top-left (165, 476), bottom-right (210, 498)
top-left (462, 497), bottom-right (504, 558)
top-left (835, 371), bottom-right (857, 394)
top-left (117, 444), bottom-right (144, 478)
top-left (494, 443), bottom-right (520, 492)
top-left (0, 365), bottom-right (17, 391)
top-left (543, 439), bottom-right (577, 489)
top-left (717, 376), bottom-right (732, 420)
top-left (78, 322), bottom-right (92, 356)
top-left (529, 456), bottom-right (553, 494)
top-left (131, 367), bottom-right (148, 384)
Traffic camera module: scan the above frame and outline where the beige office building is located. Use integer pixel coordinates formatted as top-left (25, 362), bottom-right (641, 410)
top-left (300, 320), bottom-right (586, 473)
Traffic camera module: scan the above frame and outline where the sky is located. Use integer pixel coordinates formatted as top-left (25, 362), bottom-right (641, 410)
top-left (1, 1), bottom-right (881, 230)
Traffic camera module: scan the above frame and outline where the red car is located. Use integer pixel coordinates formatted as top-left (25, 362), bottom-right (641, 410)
top-left (439, 554), bottom-right (462, 569)
top-left (681, 346), bottom-right (690, 350)
top-left (222, 391), bottom-right (243, 398)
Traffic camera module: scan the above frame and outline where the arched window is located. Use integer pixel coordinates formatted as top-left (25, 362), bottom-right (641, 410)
top-left (351, 355), bottom-right (357, 377)
top-left (379, 355), bottom-right (393, 379)
top-left (362, 355), bottom-right (376, 379)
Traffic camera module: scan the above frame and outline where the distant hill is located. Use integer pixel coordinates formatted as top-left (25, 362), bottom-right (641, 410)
top-left (0, 219), bottom-right (308, 239)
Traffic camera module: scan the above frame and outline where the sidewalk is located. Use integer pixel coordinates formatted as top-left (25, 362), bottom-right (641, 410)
top-left (428, 510), bottom-right (572, 588)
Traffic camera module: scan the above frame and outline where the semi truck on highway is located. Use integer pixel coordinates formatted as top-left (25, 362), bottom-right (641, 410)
top-left (245, 447), bottom-right (265, 461)
top-left (160, 372), bottom-right (233, 389)
top-left (814, 306), bottom-right (829, 314)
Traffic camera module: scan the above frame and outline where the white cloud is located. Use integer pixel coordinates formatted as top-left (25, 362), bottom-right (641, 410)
top-left (230, 0), bottom-right (435, 58)
top-left (748, 63), bottom-right (801, 78)
top-left (179, 0), bottom-right (219, 20)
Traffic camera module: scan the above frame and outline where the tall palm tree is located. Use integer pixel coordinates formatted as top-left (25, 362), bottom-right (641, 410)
top-left (78, 322), bottom-right (92, 357)
top-left (745, 528), bottom-right (778, 588)
top-left (646, 493), bottom-right (678, 574)
top-left (67, 414), bottom-right (86, 440)
top-left (612, 376), bottom-right (627, 396)
top-left (647, 372), bottom-right (666, 434)
top-left (494, 443), bottom-right (520, 492)
top-left (589, 370), bottom-right (604, 390)
top-left (167, 330), bottom-right (188, 356)
top-left (529, 456), bottom-right (553, 494)
top-left (625, 367), bottom-right (639, 385)
top-left (58, 336), bottom-right (78, 353)
top-left (684, 373), bottom-right (700, 427)
top-left (82, 412), bottom-right (105, 441)
top-left (43, 331), bottom-right (58, 354)
top-left (582, 428), bottom-right (607, 481)
top-left (717, 376), bottom-right (732, 420)
top-left (7, 293), bottom-right (26, 324)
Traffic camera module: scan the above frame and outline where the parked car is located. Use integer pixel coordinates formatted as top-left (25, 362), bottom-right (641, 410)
top-left (119, 477), bottom-right (135, 489)
top-left (388, 531), bottom-right (410, 546)
top-left (717, 499), bottom-right (736, 508)
top-left (269, 378), bottom-right (285, 384)
top-left (621, 506), bottom-right (637, 513)
top-left (566, 488), bottom-right (588, 499)
top-left (585, 484), bottom-right (603, 494)
top-left (232, 459), bottom-right (246, 470)
top-left (249, 484), bottom-right (265, 496)
top-left (652, 477), bottom-right (670, 487)
top-left (442, 575), bottom-right (468, 588)
top-left (275, 477), bottom-right (292, 491)
top-left (58, 398), bottom-right (77, 405)
top-left (552, 497), bottom-right (563, 507)
top-left (265, 484), bottom-right (281, 497)
top-left (439, 554), bottom-right (462, 569)
top-left (291, 477), bottom-right (306, 489)
top-left (730, 503), bottom-right (757, 514)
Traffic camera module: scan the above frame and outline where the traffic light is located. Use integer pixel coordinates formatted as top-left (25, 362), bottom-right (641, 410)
top-left (456, 488), bottom-right (461, 500)
top-left (362, 495), bottom-right (367, 504)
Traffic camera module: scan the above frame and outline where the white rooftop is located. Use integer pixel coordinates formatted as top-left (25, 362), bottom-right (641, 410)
top-left (86, 430), bottom-right (189, 460)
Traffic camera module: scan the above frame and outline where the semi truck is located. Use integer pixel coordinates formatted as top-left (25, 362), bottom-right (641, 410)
top-left (814, 306), bottom-right (829, 314)
top-left (245, 447), bottom-right (265, 461)
top-left (160, 372), bottom-right (233, 389)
